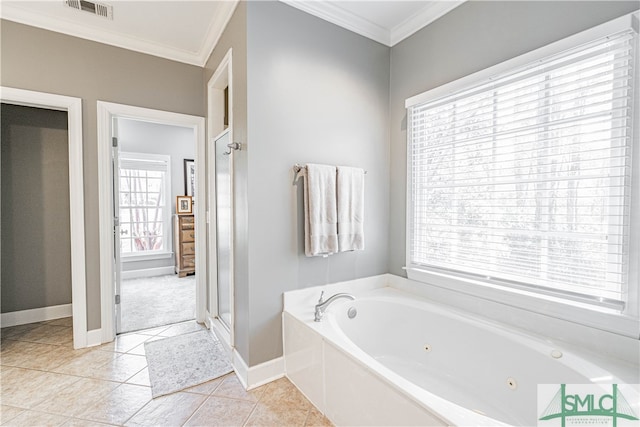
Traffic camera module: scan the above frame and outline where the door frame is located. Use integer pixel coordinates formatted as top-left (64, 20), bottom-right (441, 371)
top-left (207, 48), bottom-right (235, 348)
top-left (0, 86), bottom-right (87, 348)
top-left (97, 101), bottom-right (206, 341)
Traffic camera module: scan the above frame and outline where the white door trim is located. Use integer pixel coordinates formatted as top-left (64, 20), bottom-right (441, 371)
top-left (97, 101), bottom-right (206, 342)
top-left (0, 86), bottom-right (87, 349)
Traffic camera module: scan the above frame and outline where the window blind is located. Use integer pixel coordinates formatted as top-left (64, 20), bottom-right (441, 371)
top-left (408, 29), bottom-right (637, 308)
top-left (119, 156), bottom-right (168, 172)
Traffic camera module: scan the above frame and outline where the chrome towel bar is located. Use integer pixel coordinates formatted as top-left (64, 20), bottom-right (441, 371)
top-left (293, 164), bottom-right (367, 174)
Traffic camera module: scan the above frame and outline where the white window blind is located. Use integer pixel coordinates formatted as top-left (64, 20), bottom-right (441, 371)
top-left (119, 153), bottom-right (171, 255)
top-left (407, 29), bottom-right (637, 309)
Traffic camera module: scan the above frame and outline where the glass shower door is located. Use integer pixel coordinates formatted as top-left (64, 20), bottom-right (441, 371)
top-left (214, 130), bottom-right (232, 330)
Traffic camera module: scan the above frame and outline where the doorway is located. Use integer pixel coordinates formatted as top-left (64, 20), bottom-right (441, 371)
top-left (1, 104), bottom-right (72, 326)
top-left (97, 101), bottom-right (206, 342)
top-left (114, 117), bottom-right (197, 333)
top-left (0, 87), bottom-right (86, 349)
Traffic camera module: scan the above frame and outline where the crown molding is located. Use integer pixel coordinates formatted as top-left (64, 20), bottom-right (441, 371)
top-left (390, 1), bottom-right (465, 46)
top-left (281, 0), bottom-right (391, 46)
top-left (199, 0), bottom-right (239, 67)
top-left (281, 0), bottom-right (465, 47)
top-left (0, 1), bottom-right (238, 67)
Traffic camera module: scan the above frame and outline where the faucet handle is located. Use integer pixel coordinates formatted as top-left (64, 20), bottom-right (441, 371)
top-left (317, 291), bottom-right (325, 304)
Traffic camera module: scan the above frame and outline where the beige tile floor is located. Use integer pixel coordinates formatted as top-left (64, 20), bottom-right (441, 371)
top-left (0, 318), bottom-right (332, 427)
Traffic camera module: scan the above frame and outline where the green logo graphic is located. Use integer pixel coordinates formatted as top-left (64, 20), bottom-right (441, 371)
top-left (539, 384), bottom-right (639, 427)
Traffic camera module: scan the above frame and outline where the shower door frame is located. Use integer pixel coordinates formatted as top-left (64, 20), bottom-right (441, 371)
top-left (207, 48), bottom-right (235, 349)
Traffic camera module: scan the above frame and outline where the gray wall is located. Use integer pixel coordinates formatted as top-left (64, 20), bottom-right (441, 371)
top-left (1, 104), bottom-right (71, 313)
top-left (245, 1), bottom-right (390, 366)
top-left (1, 20), bottom-right (205, 329)
top-left (117, 118), bottom-right (195, 273)
top-left (3, 0), bottom-right (635, 357)
top-left (204, 2), bottom-right (250, 361)
top-left (389, 1), bottom-right (640, 277)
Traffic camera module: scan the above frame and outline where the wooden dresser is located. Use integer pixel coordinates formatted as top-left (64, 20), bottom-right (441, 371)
top-left (174, 214), bottom-right (195, 277)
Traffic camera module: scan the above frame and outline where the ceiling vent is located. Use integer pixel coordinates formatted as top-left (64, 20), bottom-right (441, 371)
top-left (65, 0), bottom-right (113, 20)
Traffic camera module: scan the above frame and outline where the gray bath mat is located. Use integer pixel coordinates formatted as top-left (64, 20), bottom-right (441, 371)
top-left (145, 330), bottom-right (233, 398)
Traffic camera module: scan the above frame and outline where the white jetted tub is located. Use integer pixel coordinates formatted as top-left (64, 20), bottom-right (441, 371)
top-left (283, 275), bottom-right (640, 426)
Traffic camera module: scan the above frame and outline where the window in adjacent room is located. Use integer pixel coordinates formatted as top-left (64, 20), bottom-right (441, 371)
top-left (118, 152), bottom-right (172, 257)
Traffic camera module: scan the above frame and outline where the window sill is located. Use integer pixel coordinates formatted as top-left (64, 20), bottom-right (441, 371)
top-left (121, 252), bottom-right (173, 262)
top-left (406, 266), bottom-right (640, 340)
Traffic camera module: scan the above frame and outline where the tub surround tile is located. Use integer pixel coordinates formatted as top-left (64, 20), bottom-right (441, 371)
top-left (282, 274), bottom-right (388, 315)
top-left (184, 396), bottom-right (255, 427)
top-left (283, 312), bottom-right (325, 410)
top-left (124, 391), bottom-right (206, 426)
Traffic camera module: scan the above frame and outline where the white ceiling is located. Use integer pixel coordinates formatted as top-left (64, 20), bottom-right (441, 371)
top-left (0, 0), bottom-right (465, 66)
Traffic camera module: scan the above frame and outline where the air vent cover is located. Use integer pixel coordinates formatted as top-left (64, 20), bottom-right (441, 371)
top-left (65, 0), bottom-right (113, 20)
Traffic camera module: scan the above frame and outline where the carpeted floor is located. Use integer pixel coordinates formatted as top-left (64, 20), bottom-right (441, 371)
top-left (121, 274), bottom-right (195, 333)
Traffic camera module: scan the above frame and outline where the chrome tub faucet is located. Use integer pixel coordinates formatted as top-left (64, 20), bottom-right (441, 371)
top-left (314, 291), bottom-right (356, 322)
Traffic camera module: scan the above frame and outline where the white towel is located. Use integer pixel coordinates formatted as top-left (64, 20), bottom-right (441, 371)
top-left (303, 164), bottom-right (338, 257)
top-left (337, 166), bottom-right (365, 252)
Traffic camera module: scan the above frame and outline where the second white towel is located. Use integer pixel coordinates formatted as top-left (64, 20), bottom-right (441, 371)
top-left (337, 166), bottom-right (365, 252)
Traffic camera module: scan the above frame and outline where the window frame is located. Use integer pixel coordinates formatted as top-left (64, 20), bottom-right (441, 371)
top-left (405, 12), bottom-right (640, 339)
top-left (118, 151), bottom-right (173, 261)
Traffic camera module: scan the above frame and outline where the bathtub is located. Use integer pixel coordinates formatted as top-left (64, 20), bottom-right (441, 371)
top-left (283, 275), bottom-right (640, 426)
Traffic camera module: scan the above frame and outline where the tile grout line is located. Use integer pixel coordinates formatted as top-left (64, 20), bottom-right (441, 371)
top-left (176, 372), bottom-right (231, 427)
top-left (241, 376), bottom-right (276, 427)
top-left (178, 390), bottom-right (221, 427)
top-left (2, 319), bottom-right (328, 427)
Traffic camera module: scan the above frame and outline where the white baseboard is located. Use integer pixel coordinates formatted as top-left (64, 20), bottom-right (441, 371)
top-left (120, 266), bottom-right (175, 280)
top-left (86, 329), bottom-right (103, 347)
top-left (232, 350), bottom-right (284, 391)
top-left (248, 356), bottom-right (285, 389)
top-left (1, 303), bottom-right (72, 328)
top-left (233, 349), bottom-right (250, 389)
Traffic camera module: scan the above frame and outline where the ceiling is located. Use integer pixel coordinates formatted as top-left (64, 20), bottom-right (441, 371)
top-left (0, 0), bottom-right (465, 66)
